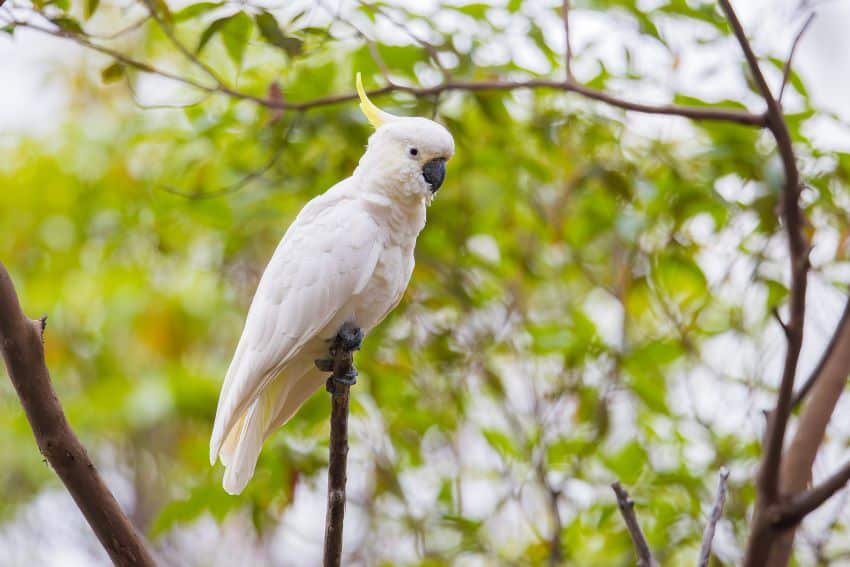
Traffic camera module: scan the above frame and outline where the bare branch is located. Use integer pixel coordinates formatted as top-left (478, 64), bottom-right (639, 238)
top-left (718, 0), bottom-right (809, 505)
top-left (776, 460), bottom-right (850, 528)
top-left (322, 323), bottom-right (362, 567)
top-left (611, 482), bottom-right (658, 567)
top-left (791, 296), bottom-right (850, 409)
top-left (699, 468), bottom-right (730, 567)
top-left (562, 0), bottom-right (574, 82)
top-left (9, 17), bottom-right (765, 125)
top-left (717, 1), bottom-right (812, 564)
top-left (0, 262), bottom-right (156, 567)
top-left (778, 13), bottom-right (816, 104)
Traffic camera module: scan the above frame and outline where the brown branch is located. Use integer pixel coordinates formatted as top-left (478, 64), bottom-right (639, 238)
top-left (791, 296), bottom-right (850, 409)
top-left (698, 468), bottom-right (730, 567)
top-left (717, 0), bottom-right (811, 564)
top-left (778, 13), bottom-right (816, 104)
top-left (765, 296), bottom-right (850, 565)
top-left (562, 0), bottom-right (574, 82)
top-left (0, 262), bottom-right (156, 567)
top-left (611, 482), bottom-right (658, 567)
top-left (9, 18), bottom-right (766, 125)
top-left (322, 324), bottom-right (361, 567)
top-left (775, 460), bottom-right (850, 529)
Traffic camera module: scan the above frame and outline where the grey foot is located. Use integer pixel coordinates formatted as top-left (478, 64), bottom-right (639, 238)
top-left (325, 367), bottom-right (358, 394)
top-left (335, 322), bottom-right (363, 353)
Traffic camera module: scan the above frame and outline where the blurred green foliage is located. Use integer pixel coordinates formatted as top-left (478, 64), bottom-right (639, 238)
top-left (2, 0), bottom-right (849, 565)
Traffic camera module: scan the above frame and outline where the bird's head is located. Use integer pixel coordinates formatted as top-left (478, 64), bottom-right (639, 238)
top-left (355, 73), bottom-right (455, 204)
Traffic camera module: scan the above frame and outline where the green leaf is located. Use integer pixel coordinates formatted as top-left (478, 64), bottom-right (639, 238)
top-left (197, 11), bottom-right (252, 65)
top-left (482, 428), bottom-right (520, 460)
top-left (100, 62), bottom-right (125, 84)
top-left (84, 0), bottom-right (100, 19)
top-left (220, 11), bottom-right (252, 66)
top-left (174, 1), bottom-right (224, 22)
top-left (50, 16), bottom-right (83, 34)
top-left (254, 11), bottom-right (303, 56)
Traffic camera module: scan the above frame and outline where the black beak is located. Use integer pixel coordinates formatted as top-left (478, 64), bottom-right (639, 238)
top-left (422, 158), bottom-right (446, 193)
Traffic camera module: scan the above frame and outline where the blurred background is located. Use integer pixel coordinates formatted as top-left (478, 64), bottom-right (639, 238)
top-left (1, 0), bottom-right (850, 565)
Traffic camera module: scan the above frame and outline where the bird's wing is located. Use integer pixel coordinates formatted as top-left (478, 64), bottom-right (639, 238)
top-left (210, 192), bottom-right (383, 463)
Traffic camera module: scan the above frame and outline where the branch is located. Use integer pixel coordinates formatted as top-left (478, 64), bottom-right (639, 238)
top-left (775, 460), bottom-right (850, 529)
top-left (767, 296), bottom-right (850, 565)
top-left (611, 482), bottom-right (658, 567)
top-left (698, 468), bottom-right (730, 567)
top-left (0, 262), bottom-right (155, 567)
top-left (718, 1), bottom-right (812, 564)
top-left (718, 0), bottom-right (809, 506)
top-left (791, 296), bottom-right (850, 409)
top-left (10, 18), bottom-right (765, 125)
top-left (322, 323), bottom-right (362, 567)
top-left (562, 0), bottom-right (574, 82)
top-left (778, 13), bottom-right (816, 104)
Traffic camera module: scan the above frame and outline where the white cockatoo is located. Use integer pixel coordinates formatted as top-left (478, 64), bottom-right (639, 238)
top-left (210, 74), bottom-right (455, 494)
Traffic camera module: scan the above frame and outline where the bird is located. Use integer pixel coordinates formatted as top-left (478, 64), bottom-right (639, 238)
top-left (209, 73), bottom-right (455, 494)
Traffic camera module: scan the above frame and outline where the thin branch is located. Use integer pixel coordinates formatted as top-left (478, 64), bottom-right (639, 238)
top-left (778, 12), bottom-right (816, 104)
top-left (562, 0), bottom-right (574, 82)
top-left (698, 468), bottom-right (730, 567)
top-left (791, 295), bottom-right (850, 409)
top-left (0, 262), bottom-right (156, 567)
top-left (10, 18), bottom-right (765, 125)
top-left (322, 323), bottom-right (361, 567)
top-left (775, 460), bottom-right (850, 528)
top-left (718, 0), bottom-right (812, 564)
top-left (719, 0), bottom-right (809, 506)
top-left (611, 482), bottom-right (658, 567)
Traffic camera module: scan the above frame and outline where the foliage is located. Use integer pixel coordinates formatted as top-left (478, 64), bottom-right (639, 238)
top-left (1, 0), bottom-right (848, 565)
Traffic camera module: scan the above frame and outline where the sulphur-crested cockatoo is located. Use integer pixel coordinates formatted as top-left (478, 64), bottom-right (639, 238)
top-left (210, 74), bottom-right (455, 494)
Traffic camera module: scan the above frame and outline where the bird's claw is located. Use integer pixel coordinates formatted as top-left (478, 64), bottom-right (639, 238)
top-left (335, 322), bottom-right (363, 353)
top-left (325, 367), bottom-right (358, 394)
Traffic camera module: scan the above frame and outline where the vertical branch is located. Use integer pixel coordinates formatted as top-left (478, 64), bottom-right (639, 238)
top-left (717, 1), bottom-right (812, 564)
top-left (561, 0), bottom-right (574, 82)
top-left (698, 468), bottom-right (730, 567)
top-left (611, 482), bottom-right (658, 567)
top-left (322, 324), bottom-right (361, 567)
top-left (0, 263), bottom-right (156, 567)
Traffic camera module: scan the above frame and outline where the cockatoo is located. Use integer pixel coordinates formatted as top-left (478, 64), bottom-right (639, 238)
top-left (210, 74), bottom-right (455, 494)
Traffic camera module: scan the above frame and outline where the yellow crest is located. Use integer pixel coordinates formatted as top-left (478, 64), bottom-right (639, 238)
top-left (356, 72), bottom-right (396, 128)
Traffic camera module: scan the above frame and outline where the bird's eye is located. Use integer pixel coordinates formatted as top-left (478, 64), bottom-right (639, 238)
top-left (408, 148), bottom-right (419, 157)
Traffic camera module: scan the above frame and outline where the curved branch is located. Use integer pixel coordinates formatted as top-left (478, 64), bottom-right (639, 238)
top-left (11, 18), bottom-right (766, 125)
top-left (698, 468), bottom-right (730, 567)
top-left (0, 262), bottom-right (156, 567)
top-left (775, 460), bottom-right (850, 529)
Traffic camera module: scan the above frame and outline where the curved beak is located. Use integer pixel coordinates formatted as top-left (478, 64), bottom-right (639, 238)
top-left (422, 158), bottom-right (446, 193)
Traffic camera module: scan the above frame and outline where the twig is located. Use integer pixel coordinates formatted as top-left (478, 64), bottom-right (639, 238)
top-left (791, 296), bottom-right (850, 409)
top-left (778, 13), bottom-right (816, 104)
top-left (698, 468), bottom-right (730, 567)
top-left (775, 460), bottom-right (850, 529)
top-left (611, 482), bottom-right (658, 567)
top-left (322, 324), bottom-right (361, 567)
top-left (562, 0), bottom-right (573, 82)
top-left (0, 262), bottom-right (156, 567)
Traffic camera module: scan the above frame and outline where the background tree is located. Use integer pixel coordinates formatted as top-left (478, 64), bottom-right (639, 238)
top-left (2, 0), bottom-right (850, 565)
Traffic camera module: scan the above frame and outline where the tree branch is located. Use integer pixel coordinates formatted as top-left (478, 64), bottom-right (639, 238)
top-left (778, 13), bottom-right (816, 104)
top-left (322, 323), bottom-right (361, 567)
top-left (0, 262), bottom-right (156, 567)
top-left (775, 460), bottom-right (850, 529)
top-left (562, 0), bottom-right (574, 82)
top-left (698, 468), bottom-right (730, 567)
top-left (10, 18), bottom-right (766, 125)
top-left (611, 482), bottom-right (658, 567)
top-left (717, 1), bottom-right (811, 564)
